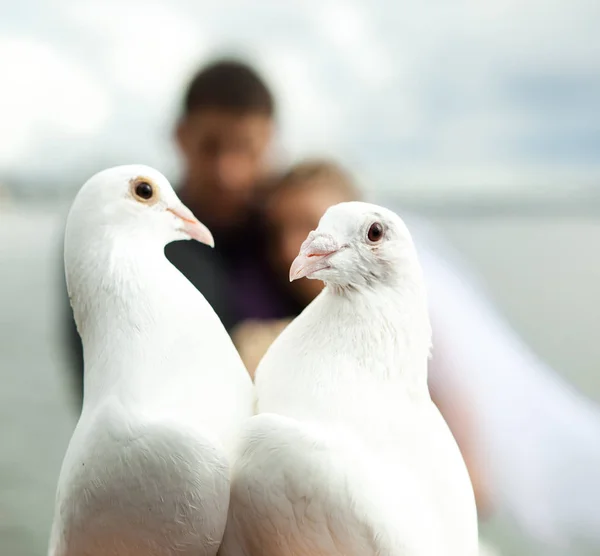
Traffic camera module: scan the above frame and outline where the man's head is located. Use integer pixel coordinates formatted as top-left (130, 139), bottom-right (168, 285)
top-left (175, 59), bottom-right (275, 223)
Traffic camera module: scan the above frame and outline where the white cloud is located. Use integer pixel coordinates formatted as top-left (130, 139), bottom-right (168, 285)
top-left (313, 1), bottom-right (395, 89)
top-left (0, 35), bottom-right (111, 167)
top-left (64, 1), bottom-right (208, 107)
top-left (258, 45), bottom-right (345, 158)
top-left (0, 0), bottom-right (598, 193)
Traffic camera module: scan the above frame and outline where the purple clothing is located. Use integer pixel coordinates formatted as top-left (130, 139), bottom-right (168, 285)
top-left (231, 260), bottom-right (293, 321)
top-left (182, 194), bottom-right (302, 329)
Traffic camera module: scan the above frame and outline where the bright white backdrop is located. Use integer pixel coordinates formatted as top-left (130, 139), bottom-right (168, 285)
top-left (0, 0), bottom-right (599, 196)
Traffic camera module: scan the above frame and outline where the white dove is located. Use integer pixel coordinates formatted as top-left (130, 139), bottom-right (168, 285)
top-left (49, 165), bottom-right (254, 556)
top-left (219, 201), bottom-right (478, 556)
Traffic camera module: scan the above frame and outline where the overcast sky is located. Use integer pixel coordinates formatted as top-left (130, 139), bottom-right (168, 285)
top-left (0, 0), bottom-right (599, 195)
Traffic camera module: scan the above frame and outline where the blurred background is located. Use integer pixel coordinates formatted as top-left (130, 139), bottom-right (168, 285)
top-left (1, 1), bottom-right (599, 555)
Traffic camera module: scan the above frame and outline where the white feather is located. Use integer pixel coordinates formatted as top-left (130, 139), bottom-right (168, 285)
top-left (220, 202), bottom-right (478, 556)
top-left (49, 165), bottom-right (254, 556)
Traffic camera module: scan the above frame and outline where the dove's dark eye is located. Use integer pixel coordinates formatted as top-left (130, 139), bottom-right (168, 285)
top-left (135, 182), bottom-right (153, 200)
top-left (131, 178), bottom-right (159, 205)
top-left (367, 222), bottom-right (384, 243)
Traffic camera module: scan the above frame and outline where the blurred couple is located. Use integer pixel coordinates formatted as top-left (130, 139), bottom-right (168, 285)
top-left (63, 59), bottom-right (600, 556)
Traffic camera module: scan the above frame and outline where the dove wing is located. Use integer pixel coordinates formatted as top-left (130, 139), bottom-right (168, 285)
top-left (219, 414), bottom-right (442, 556)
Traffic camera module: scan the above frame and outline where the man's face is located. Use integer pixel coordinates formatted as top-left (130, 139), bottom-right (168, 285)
top-left (176, 109), bottom-right (273, 202)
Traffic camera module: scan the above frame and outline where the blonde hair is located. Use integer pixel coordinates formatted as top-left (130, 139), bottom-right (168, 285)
top-left (270, 158), bottom-right (361, 201)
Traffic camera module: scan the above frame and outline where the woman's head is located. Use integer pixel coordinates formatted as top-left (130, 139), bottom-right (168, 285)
top-left (265, 159), bottom-right (361, 305)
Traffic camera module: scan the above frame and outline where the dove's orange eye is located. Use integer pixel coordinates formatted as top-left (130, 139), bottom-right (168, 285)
top-left (367, 222), bottom-right (384, 243)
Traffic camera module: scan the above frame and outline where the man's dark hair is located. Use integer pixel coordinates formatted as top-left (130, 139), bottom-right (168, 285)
top-left (183, 58), bottom-right (275, 117)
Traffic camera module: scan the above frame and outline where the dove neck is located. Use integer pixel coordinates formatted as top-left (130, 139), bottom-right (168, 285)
top-left (320, 280), bottom-right (432, 392)
top-left (66, 236), bottom-right (201, 405)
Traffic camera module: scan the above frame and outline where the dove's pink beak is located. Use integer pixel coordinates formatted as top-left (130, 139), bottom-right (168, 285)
top-left (167, 204), bottom-right (214, 247)
top-left (289, 232), bottom-right (339, 282)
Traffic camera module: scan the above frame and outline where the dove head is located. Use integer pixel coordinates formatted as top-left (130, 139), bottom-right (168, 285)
top-left (66, 164), bottom-right (214, 250)
top-left (64, 165), bottom-right (213, 344)
top-left (289, 201), bottom-right (421, 290)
